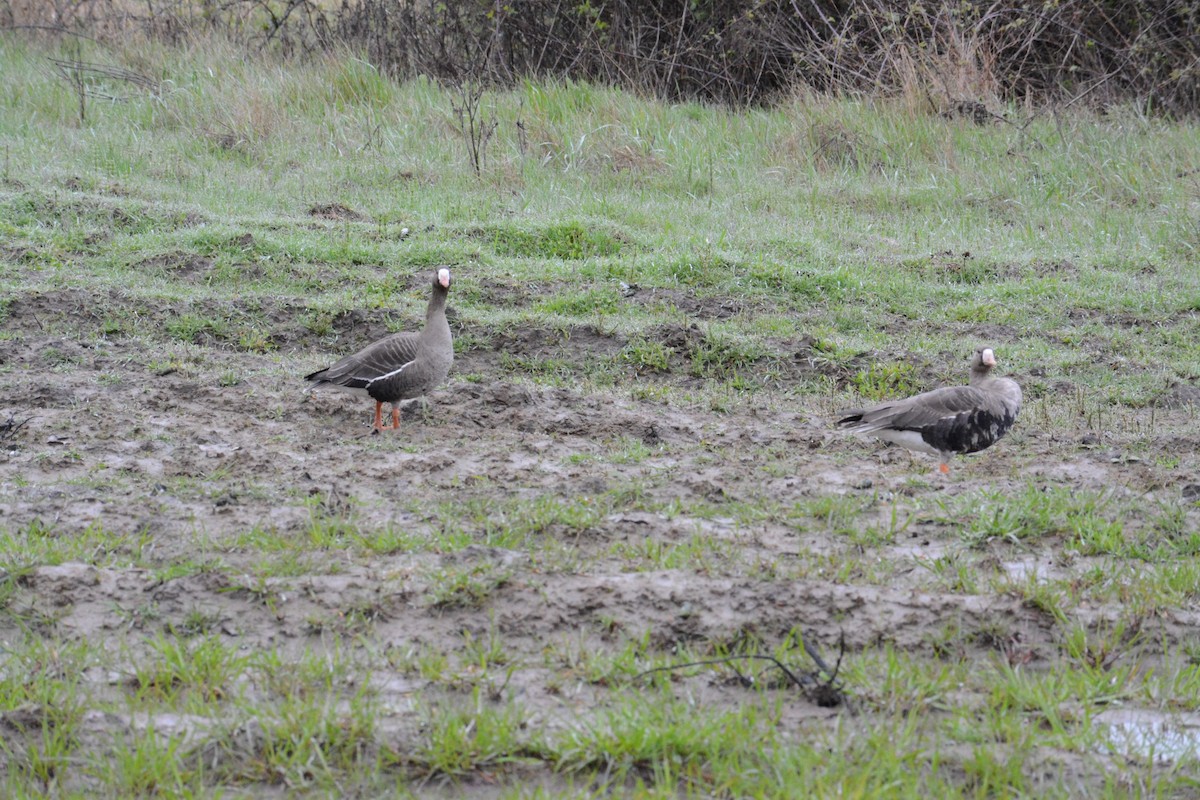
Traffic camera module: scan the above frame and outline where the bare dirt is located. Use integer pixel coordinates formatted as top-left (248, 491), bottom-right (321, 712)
top-left (3, 287), bottom-right (1200, 792)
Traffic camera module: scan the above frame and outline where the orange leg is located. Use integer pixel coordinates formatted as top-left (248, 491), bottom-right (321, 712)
top-left (372, 401), bottom-right (402, 431)
top-left (938, 462), bottom-right (950, 474)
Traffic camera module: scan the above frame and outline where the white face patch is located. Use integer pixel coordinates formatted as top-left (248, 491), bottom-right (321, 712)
top-left (438, 268), bottom-right (451, 288)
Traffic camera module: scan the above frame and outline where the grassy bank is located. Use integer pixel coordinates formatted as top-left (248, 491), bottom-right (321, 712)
top-left (4, 35), bottom-right (1198, 385)
top-left (2, 32), bottom-right (1200, 798)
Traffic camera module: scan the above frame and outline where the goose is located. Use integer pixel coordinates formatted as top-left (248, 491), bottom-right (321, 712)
top-left (306, 268), bottom-right (453, 431)
top-left (837, 347), bottom-right (1021, 473)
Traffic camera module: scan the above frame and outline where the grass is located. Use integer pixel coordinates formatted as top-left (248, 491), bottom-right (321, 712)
top-left (2, 28), bottom-right (1200, 799)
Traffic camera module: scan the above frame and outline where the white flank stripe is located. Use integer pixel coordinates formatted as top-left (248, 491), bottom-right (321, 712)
top-left (362, 360), bottom-right (413, 387)
top-left (869, 428), bottom-right (942, 456)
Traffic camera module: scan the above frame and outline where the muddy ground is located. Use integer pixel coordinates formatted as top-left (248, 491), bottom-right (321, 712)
top-left (3, 284), bottom-right (1200, 794)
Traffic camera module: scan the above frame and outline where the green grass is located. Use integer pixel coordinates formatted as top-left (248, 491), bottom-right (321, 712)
top-left (2, 28), bottom-right (1200, 799)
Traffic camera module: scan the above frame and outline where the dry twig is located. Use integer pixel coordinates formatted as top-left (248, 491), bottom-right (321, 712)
top-left (0, 413), bottom-right (34, 445)
top-left (637, 630), bottom-right (851, 709)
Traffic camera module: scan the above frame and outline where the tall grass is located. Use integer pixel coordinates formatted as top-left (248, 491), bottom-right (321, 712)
top-left (3, 31), bottom-right (1196, 368)
top-left (6, 1), bottom-right (1197, 112)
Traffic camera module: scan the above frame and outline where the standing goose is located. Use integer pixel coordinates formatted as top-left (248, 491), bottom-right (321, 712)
top-left (837, 347), bottom-right (1021, 473)
top-left (307, 268), bottom-right (453, 431)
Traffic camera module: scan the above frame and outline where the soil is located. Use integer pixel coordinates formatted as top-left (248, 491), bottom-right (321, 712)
top-left (3, 287), bottom-right (1200, 792)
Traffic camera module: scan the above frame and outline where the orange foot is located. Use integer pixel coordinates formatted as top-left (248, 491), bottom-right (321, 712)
top-left (372, 402), bottom-right (402, 431)
top-left (938, 462), bottom-right (950, 474)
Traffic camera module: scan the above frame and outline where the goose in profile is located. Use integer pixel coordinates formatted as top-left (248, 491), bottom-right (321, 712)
top-left (306, 268), bottom-right (453, 431)
top-left (837, 347), bottom-right (1021, 473)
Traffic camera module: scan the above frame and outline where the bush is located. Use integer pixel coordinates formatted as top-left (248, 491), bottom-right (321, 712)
top-left (3, 0), bottom-right (1197, 113)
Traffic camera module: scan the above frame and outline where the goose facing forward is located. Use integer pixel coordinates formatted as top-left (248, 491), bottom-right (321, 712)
top-left (306, 268), bottom-right (453, 431)
top-left (837, 347), bottom-right (1021, 473)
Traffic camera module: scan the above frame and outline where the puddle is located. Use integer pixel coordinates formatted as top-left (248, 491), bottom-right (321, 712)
top-left (995, 554), bottom-right (1083, 584)
top-left (890, 540), bottom-right (951, 561)
top-left (1097, 708), bottom-right (1200, 763)
top-left (999, 556), bottom-right (1046, 581)
top-left (368, 675), bottom-right (427, 696)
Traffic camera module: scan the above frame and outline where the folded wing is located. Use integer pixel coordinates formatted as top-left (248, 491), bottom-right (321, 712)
top-left (305, 332), bottom-right (420, 390)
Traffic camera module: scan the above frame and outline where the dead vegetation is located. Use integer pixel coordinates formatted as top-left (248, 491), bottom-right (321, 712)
top-left (0, 412), bottom-right (33, 445)
top-left (3, 0), bottom-right (1197, 113)
top-left (639, 632), bottom-right (851, 710)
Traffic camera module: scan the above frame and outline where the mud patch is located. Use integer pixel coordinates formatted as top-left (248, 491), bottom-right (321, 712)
top-left (2, 288), bottom-right (110, 331)
top-left (472, 276), bottom-right (535, 309)
top-left (4, 266), bottom-right (1200, 798)
top-left (1159, 382), bottom-right (1200, 408)
top-left (309, 202), bottom-right (366, 221)
top-left (628, 286), bottom-right (745, 319)
top-left (138, 250), bottom-right (215, 280)
top-left (460, 323), bottom-right (627, 372)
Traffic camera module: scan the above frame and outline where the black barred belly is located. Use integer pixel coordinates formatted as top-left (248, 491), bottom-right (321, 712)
top-left (367, 375), bottom-right (410, 404)
top-left (924, 408), bottom-right (1015, 455)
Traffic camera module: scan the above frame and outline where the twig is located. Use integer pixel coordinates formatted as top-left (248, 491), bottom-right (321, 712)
top-left (47, 58), bottom-right (159, 95)
top-left (636, 631), bottom-right (851, 709)
top-left (0, 413), bottom-right (35, 444)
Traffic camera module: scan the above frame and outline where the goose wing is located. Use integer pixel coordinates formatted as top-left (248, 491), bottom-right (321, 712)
top-left (306, 332), bottom-right (420, 389)
top-left (839, 385), bottom-right (992, 433)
